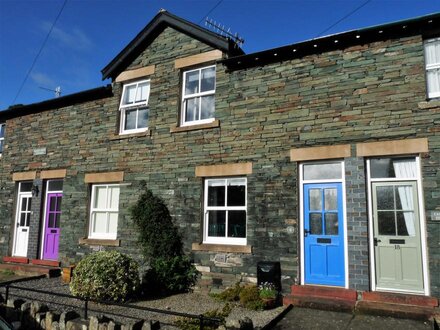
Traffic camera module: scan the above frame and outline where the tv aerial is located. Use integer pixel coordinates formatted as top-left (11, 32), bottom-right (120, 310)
top-left (204, 17), bottom-right (244, 47)
top-left (39, 86), bottom-right (61, 98)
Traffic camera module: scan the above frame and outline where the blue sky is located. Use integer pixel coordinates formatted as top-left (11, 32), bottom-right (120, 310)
top-left (0, 0), bottom-right (439, 110)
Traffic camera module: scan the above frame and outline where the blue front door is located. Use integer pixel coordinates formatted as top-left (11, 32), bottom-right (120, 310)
top-left (304, 183), bottom-right (345, 286)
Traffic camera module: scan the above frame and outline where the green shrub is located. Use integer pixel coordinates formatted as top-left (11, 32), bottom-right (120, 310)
top-left (174, 303), bottom-right (232, 330)
top-left (130, 187), bottom-right (182, 259)
top-left (239, 285), bottom-right (265, 311)
top-left (210, 282), bottom-right (242, 302)
top-left (70, 250), bottom-right (140, 302)
top-left (144, 256), bottom-right (199, 294)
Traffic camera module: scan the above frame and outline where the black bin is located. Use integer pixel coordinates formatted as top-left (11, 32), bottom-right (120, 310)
top-left (257, 261), bottom-right (281, 291)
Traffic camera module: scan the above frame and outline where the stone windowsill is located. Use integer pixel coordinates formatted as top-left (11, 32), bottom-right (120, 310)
top-left (79, 238), bottom-right (120, 247)
top-left (170, 120), bottom-right (220, 133)
top-left (418, 99), bottom-right (440, 109)
top-left (192, 242), bottom-right (252, 254)
top-left (109, 129), bottom-right (151, 141)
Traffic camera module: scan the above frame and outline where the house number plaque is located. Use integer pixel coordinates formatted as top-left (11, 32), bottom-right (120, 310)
top-left (431, 211), bottom-right (440, 221)
top-left (33, 147), bottom-right (47, 156)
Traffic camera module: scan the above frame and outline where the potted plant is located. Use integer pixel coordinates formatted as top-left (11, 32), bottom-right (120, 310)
top-left (258, 282), bottom-right (278, 309)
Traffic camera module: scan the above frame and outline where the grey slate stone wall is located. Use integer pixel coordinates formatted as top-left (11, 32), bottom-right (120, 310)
top-left (0, 27), bottom-right (439, 297)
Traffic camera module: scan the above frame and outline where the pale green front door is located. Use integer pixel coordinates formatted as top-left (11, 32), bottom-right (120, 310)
top-left (372, 182), bottom-right (424, 293)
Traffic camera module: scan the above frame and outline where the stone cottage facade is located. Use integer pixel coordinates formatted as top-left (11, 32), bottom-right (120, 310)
top-left (0, 11), bottom-right (439, 302)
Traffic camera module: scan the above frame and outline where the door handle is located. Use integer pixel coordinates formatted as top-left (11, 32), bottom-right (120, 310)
top-left (374, 238), bottom-right (381, 246)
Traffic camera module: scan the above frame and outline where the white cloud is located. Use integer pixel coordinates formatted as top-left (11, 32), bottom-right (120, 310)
top-left (41, 21), bottom-right (93, 52)
top-left (30, 71), bottom-right (56, 88)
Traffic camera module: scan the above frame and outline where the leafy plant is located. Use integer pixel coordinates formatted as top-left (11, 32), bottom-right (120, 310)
top-left (258, 282), bottom-right (278, 299)
top-left (144, 256), bottom-right (199, 294)
top-left (210, 282), bottom-right (242, 302)
top-left (70, 250), bottom-right (140, 302)
top-left (239, 285), bottom-right (265, 311)
top-left (131, 187), bottom-right (199, 295)
top-left (174, 303), bottom-right (232, 330)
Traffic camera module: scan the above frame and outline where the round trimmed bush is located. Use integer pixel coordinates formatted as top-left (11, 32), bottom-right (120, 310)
top-left (70, 250), bottom-right (140, 302)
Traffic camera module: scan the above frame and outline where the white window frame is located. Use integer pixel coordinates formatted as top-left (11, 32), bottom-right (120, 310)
top-left (89, 184), bottom-right (120, 240)
top-left (181, 65), bottom-right (216, 126)
top-left (424, 37), bottom-right (440, 99)
top-left (0, 123), bottom-right (5, 155)
top-left (119, 80), bottom-right (150, 134)
top-left (203, 177), bottom-right (247, 245)
top-left (366, 156), bottom-right (430, 296)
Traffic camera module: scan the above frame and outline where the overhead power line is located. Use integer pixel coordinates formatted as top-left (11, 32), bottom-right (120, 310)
top-left (198, 0), bottom-right (224, 24)
top-left (12, 0), bottom-right (68, 105)
top-left (315, 0), bottom-right (372, 38)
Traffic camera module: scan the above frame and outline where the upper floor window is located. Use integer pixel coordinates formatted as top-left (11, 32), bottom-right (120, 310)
top-left (89, 184), bottom-right (120, 239)
top-left (181, 65), bottom-right (215, 126)
top-left (119, 80), bottom-right (150, 134)
top-left (424, 37), bottom-right (440, 99)
top-left (0, 123), bottom-right (5, 154)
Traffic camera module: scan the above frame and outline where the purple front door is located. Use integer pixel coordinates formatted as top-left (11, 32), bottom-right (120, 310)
top-left (43, 193), bottom-right (62, 260)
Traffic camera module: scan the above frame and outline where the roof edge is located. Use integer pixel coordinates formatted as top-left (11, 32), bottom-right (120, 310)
top-left (101, 10), bottom-right (244, 81)
top-left (0, 85), bottom-right (113, 120)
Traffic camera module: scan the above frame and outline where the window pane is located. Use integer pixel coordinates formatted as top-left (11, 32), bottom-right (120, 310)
top-left (370, 158), bottom-right (416, 178)
top-left (49, 213), bottom-right (55, 228)
top-left (0, 124), bottom-right (4, 137)
top-left (227, 182), bottom-right (245, 206)
top-left (25, 213), bottom-right (31, 227)
top-left (324, 188), bottom-right (337, 211)
top-left (108, 186), bottom-right (120, 209)
top-left (378, 211), bottom-right (396, 235)
top-left (427, 69), bottom-right (440, 96)
top-left (303, 163), bottom-right (342, 180)
top-left (56, 197), bottom-right (62, 211)
top-left (124, 109), bottom-right (137, 130)
top-left (138, 108), bottom-right (149, 128)
top-left (21, 198), bottom-right (28, 211)
top-left (93, 212), bottom-right (107, 234)
top-left (200, 95), bottom-right (215, 120)
top-left (55, 213), bottom-right (61, 228)
top-left (228, 211), bottom-right (246, 238)
top-left (207, 210), bottom-right (226, 237)
top-left (397, 211), bottom-right (415, 237)
top-left (425, 40), bottom-right (440, 65)
top-left (50, 197), bottom-right (56, 211)
top-left (0, 140), bottom-right (3, 153)
top-left (123, 85), bottom-right (136, 104)
top-left (48, 180), bottom-right (63, 191)
top-left (376, 186), bottom-right (394, 210)
top-left (201, 67), bottom-right (215, 92)
top-left (325, 213), bottom-right (338, 235)
top-left (185, 97), bottom-right (199, 122)
top-left (94, 186), bottom-right (107, 209)
top-left (310, 213), bottom-right (322, 235)
top-left (309, 189), bottom-right (322, 211)
top-left (136, 82), bottom-right (149, 103)
top-left (208, 181), bottom-right (225, 206)
top-left (185, 70), bottom-right (199, 95)
top-left (108, 212), bottom-right (118, 235)
top-left (20, 182), bottom-right (33, 192)
top-left (20, 213), bottom-right (26, 227)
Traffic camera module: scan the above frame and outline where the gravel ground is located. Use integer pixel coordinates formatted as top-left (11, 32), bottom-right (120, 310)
top-left (0, 277), bottom-right (286, 329)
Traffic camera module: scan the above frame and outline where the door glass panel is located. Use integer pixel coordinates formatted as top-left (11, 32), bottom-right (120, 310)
top-left (207, 210), bottom-right (226, 237)
top-left (303, 163), bottom-right (342, 180)
top-left (309, 189), bottom-right (322, 211)
top-left (208, 180), bottom-right (225, 206)
top-left (378, 211), bottom-right (396, 235)
top-left (310, 213), bottom-right (322, 235)
top-left (48, 180), bottom-right (63, 191)
top-left (26, 213), bottom-right (31, 227)
top-left (50, 197), bottom-right (56, 211)
top-left (56, 197), bottom-right (62, 211)
top-left (21, 198), bottom-right (28, 211)
top-left (228, 211), bottom-right (246, 238)
top-left (397, 211), bottom-right (416, 236)
top-left (49, 214), bottom-right (55, 228)
top-left (395, 185), bottom-right (413, 210)
top-left (324, 188), bottom-right (337, 210)
top-left (55, 214), bottom-right (61, 228)
top-left (325, 213), bottom-right (338, 235)
top-left (376, 186), bottom-right (394, 210)
top-left (20, 213), bottom-right (26, 226)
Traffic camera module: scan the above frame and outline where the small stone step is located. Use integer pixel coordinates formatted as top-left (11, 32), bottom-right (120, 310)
top-left (3, 256), bottom-right (29, 264)
top-left (362, 291), bottom-right (438, 308)
top-left (290, 285), bottom-right (358, 301)
top-left (284, 294), bottom-right (355, 313)
top-left (30, 259), bottom-right (60, 267)
top-left (0, 263), bottom-right (60, 278)
top-left (355, 300), bottom-right (435, 321)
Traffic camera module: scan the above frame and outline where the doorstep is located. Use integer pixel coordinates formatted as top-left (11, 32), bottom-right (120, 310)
top-left (1, 256), bottom-right (61, 277)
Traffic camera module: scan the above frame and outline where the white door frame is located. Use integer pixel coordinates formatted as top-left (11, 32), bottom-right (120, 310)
top-left (12, 188), bottom-right (32, 257)
top-left (299, 160), bottom-right (349, 288)
top-left (366, 156), bottom-right (430, 296)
